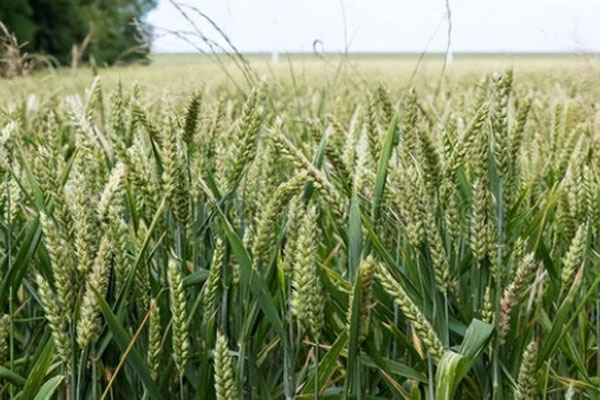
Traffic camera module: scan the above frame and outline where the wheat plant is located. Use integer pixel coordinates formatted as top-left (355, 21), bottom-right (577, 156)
top-left (0, 64), bottom-right (599, 400)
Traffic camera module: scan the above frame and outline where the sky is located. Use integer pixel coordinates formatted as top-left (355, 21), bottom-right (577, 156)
top-left (146, 0), bottom-right (600, 54)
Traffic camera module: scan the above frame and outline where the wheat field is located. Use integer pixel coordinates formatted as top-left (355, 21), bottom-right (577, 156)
top-left (1, 54), bottom-right (600, 399)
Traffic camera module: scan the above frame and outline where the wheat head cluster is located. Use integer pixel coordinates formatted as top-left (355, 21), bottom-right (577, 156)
top-left (0, 69), bottom-right (599, 399)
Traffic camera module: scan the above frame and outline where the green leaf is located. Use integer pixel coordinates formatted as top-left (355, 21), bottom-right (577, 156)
top-left (435, 351), bottom-right (469, 400)
top-left (183, 268), bottom-right (209, 287)
top-left (33, 375), bottom-right (64, 400)
top-left (347, 190), bottom-right (362, 281)
top-left (92, 287), bottom-right (164, 400)
top-left (20, 338), bottom-right (54, 400)
top-left (459, 319), bottom-right (494, 359)
top-left (0, 366), bottom-right (26, 386)
top-left (16, 143), bottom-right (46, 211)
top-left (539, 266), bottom-right (585, 362)
top-left (344, 267), bottom-right (364, 397)
top-left (220, 215), bottom-right (287, 340)
top-left (432, 320), bottom-right (491, 400)
top-left (371, 113), bottom-right (398, 225)
top-left (0, 219), bottom-right (42, 306)
top-left (361, 351), bottom-right (427, 383)
top-left (301, 332), bottom-right (348, 395)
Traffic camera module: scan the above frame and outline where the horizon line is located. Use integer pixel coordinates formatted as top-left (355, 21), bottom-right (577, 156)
top-left (151, 51), bottom-right (600, 56)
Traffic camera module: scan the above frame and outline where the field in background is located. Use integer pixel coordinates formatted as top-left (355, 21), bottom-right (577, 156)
top-left (2, 53), bottom-right (600, 98)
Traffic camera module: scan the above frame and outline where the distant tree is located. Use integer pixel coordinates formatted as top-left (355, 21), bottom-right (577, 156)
top-left (28, 0), bottom-right (88, 65)
top-left (0, 0), bottom-right (157, 66)
top-left (0, 0), bottom-right (36, 45)
top-left (81, 0), bottom-right (157, 65)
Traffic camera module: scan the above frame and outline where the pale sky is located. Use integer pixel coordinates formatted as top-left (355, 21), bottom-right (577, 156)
top-left (146, 0), bottom-right (600, 53)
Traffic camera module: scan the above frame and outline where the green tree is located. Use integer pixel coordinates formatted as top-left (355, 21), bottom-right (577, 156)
top-left (82, 0), bottom-right (157, 65)
top-left (0, 0), bottom-right (157, 66)
top-left (29, 0), bottom-right (88, 64)
top-left (0, 0), bottom-right (36, 44)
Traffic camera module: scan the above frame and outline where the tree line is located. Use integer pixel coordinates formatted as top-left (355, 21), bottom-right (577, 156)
top-left (0, 0), bottom-right (157, 67)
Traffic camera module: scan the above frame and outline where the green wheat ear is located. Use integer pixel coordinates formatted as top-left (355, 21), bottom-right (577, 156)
top-left (252, 172), bottom-right (307, 266)
top-left (377, 264), bottom-right (445, 362)
top-left (272, 133), bottom-right (346, 220)
top-left (517, 338), bottom-right (538, 400)
top-left (97, 162), bottom-right (126, 227)
top-left (401, 88), bottom-right (419, 161)
top-left (282, 196), bottom-right (302, 276)
top-left (365, 92), bottom-right (381, 163)
top-left (162, 121), bottom-right (190, 226)
top-left (214, 330), bottom-right (239, 400)
top-left (225, 86), bottom-right (264, 191)
top-left (148, 299), bottom-right (162, 380)
top-left (375, 83), bottom-right (394, 127)
top-left (347, 257), bottom-right (376, 343)
top-left (39, 212), bottom-right (76, 319)
top-left (560, 223), bottom-right (587, 288)
top-left (492, 70), bottom-right (513, 183)
top-left (108, 206), bottom-right (130, 294)
top-left (499, 253), bottom-right (537, 340)
top-left (182, 90), bottom-right (202, 146)
top-left (134, 222), bottom-right (151, 312)
top-left (418, 126), bottom-right (442, 190)
top-left (204, 238), bottom-right (224, 317)
top-left (470, 177), bottom-right (496, 263)
top-left (66, 167), bottom-right (95, 277)
top-left (398, 166), bottom-right (426, 247)
top-left (0, 314), bottom-right (9, 364)
top-left (77, 235), bottom-right (112, 349)
top-left (291, 205), bottom-right (324, 342)
top-left (480, 286), bottom-right (493, 323)
top-left (424, 201), bottom-right (450, 295)
top-left (168, 259), bottom-right (190, 375)
top-left (36, 275), bottom-right (72, 365)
